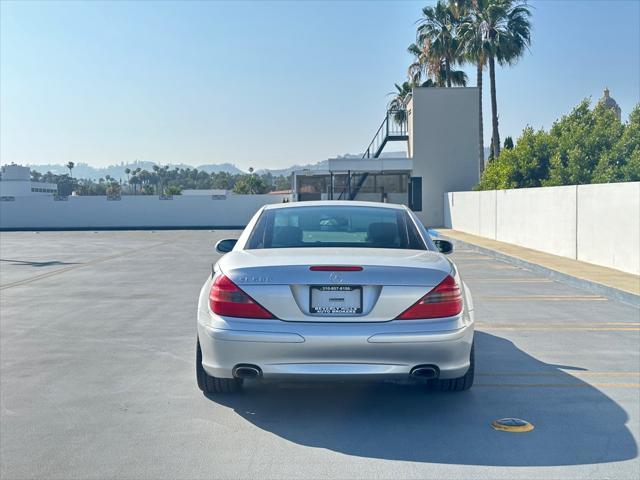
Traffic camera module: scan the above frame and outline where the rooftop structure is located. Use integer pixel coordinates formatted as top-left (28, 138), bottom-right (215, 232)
top-left (0, 164), bottom-right (58, 197)
top-left (292, 87), bottom-right (480, 227)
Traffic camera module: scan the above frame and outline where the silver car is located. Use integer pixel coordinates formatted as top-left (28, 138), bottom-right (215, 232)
top-left (196, 201), bottom-right (474, 393)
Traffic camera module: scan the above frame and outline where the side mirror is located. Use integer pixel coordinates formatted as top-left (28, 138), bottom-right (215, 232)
top-left (215, 239), bottom-right (237, 254)
top-left (433, 239), bottom-right (453, 255)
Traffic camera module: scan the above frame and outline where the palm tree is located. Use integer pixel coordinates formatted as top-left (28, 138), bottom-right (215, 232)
top-left (458, 0), bottom-right (489, 173)
top-left (130, 175), bottom-right (140, 195)
top-left (407, 41), bottom-right (467, 88)
top-left (388, 81), bottom-right (413, 126)
top-left (416, 1), bottom-right (462, 88)
top-left (152, 165), bottom-right (161, 194)
top-left (468, 0), bottom-right (531, 159)
top-left (124, 168), bottom-right (131, 192)
top-left (66, 161), bottom-right (74, 178)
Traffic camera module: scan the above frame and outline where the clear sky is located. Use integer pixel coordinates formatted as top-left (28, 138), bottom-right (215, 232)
top-left (1, 0), bottom-right (639, 171)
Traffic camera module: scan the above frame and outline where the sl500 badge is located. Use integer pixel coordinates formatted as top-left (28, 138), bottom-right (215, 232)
top-left (236, 276), bottom-right (273, 283)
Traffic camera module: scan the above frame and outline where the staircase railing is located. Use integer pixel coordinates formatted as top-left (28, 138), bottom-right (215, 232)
top-left (362, 109), bottom-right (408, 159)
top-left (336, 109), bottom-right (408, 201)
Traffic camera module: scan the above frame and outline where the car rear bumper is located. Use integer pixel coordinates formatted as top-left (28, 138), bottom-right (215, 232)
top-left (197, 315), bottom-right (474, 380)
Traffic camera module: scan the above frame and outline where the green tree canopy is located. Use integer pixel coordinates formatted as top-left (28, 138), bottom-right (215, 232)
top-left (477, 100), bottom-right (640, 190)
top-left (232, 174), bottom-right (269, 194)
top-left (29, 167), bottom-right (291, 196)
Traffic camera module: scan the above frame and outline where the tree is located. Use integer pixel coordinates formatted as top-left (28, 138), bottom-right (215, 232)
top-left (129, 175), bottom-right (140, 195)
top-left (233, 174), bottom-right (268, 194)
top-left (211, 171), bottom-right (235, 190)
top-left (416, 1), bottom-right (462, 88)
top-left (597, 104), bottom-right (640, 182)
top-left (31, 170), bottom-right (43, 182)
top-left (544, 100), bottom-right (625, 186)
top-left (457, 0), bottom-right (490, 174)
top-left (66, 161), bottom-right (75, 178)
top-left (504, 136), bottom-right (514, 149)
top-left (477, 0), bottom-right (532, 159)
top-left (57, 174), bottom-right (75, 196)
top-left (477, 99), bottom-right (639, 190)
top-left (408, 40), bottom-right (468, 89)
top-left (106, 180), bottom-right (120, 197)
top-left (388, 82), bottom-right (413, 126)
top-left (273, 174), bottom-right (292, 191)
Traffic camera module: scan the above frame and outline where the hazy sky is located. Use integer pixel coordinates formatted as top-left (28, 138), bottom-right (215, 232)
top-left (1, 0), bottom-right (639, 171)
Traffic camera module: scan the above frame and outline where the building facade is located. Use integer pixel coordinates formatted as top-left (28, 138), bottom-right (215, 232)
top-left (0, 164), bottom-right (58, 197)
top-left (292, 87), bottom-right (480, 226)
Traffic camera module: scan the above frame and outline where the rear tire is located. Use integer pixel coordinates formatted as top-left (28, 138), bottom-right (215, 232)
top-left (432, 343), bottom-right (474, 392)
top-left (196, 339), bottom-right (242, 394)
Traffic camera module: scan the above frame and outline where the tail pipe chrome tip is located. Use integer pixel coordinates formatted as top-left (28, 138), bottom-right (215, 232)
top-left (410, 365), bottom-right (440, 380)
top-left (232, 364), bottom-right (263, 379)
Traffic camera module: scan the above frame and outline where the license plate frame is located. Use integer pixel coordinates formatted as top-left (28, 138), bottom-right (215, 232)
top-left (309, 285), bottom-right (363, 315)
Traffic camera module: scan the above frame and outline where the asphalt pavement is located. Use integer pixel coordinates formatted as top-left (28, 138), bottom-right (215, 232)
top-left (1, 230), bottom-right (638, 479)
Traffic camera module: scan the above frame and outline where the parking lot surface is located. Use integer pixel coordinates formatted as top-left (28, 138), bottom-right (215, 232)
top-left (1, 230), bottom-right (639, 479)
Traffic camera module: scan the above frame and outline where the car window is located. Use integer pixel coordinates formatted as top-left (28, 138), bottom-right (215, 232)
top-left (246, 206), bottom-right (426, 250)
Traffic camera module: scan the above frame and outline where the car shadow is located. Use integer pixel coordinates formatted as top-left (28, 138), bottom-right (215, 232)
top-left (205, 332), bottom-right (637, 466)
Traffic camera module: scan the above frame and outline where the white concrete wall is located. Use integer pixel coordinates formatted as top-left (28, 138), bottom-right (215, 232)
top-left (444, 191), bottom-right (480, 234)
top-left (444, 182), bottom-right (640, 275)
top-left (478, 190), bottom-right (497, 239)
top-left (497, 186), bottom-right (577, 259)
top-left (0, 194), bottom-right (287, 230)
top-left (576, 182), bottom-right (640, 274)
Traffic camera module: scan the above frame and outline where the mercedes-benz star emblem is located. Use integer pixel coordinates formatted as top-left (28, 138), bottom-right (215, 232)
top-left (329, 272), bottom-right (344, 284)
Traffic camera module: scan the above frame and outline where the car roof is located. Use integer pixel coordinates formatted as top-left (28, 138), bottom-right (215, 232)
top-left (263, 201), bottom-right (408, 211)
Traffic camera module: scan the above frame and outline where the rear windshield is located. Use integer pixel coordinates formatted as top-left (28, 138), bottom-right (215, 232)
top-left (246, 206), bottom-right (426, 250)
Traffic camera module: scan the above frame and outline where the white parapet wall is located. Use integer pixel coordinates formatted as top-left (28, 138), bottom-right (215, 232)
top-left (444, 182), bottom-right (640, 275)
top-left (0, 194), bottom-right (288, 230)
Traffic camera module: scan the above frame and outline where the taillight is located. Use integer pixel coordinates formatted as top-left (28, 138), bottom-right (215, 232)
top-left (396, 275), bottom-right (462, 319)
top-left (309, 266), bottom-right (363, 271)
top-left (209, 275), bottom-right (275, 319)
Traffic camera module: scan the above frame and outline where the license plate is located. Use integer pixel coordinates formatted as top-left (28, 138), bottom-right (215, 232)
top-left (309, 285), bottom-right (363, 314)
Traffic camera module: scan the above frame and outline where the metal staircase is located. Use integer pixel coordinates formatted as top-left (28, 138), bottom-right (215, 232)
top-left (338, 109), bottom-right (409, 200)
top-left (362, 109), bottom-right (409, 159)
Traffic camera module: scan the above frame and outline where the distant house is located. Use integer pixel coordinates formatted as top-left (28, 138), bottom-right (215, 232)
top-left (0, 164), bottom-right (57, 197)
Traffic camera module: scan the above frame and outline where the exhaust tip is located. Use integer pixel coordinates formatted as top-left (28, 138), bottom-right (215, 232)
top-left (410, 365), bottom-right (439, 380)
top-left (233, 364), bottom-right (262, 379)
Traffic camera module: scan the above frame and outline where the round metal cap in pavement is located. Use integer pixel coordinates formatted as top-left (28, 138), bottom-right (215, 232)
top-left (491, 418), bottom-right (534, 432)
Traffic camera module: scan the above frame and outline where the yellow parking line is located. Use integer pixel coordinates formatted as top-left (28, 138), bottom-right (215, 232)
top-left (452, 255), bottom-right (494, 260)
top-left (589, 322), bottom-right (640, 325)
top-left (476, 383), bottom-right (640, 388)
top-left (476, 322), bottom-right (640, 327)
top-left (477, 295), bottom-right (608, 301)
top-left (478, 372), bottom-right (640, 377)
top-left (463, 278), bottom-right (553, 283)
top-left (462, 264), bottom-right (520, 269)
top-left (479, 327), bottom-right (638, 331)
